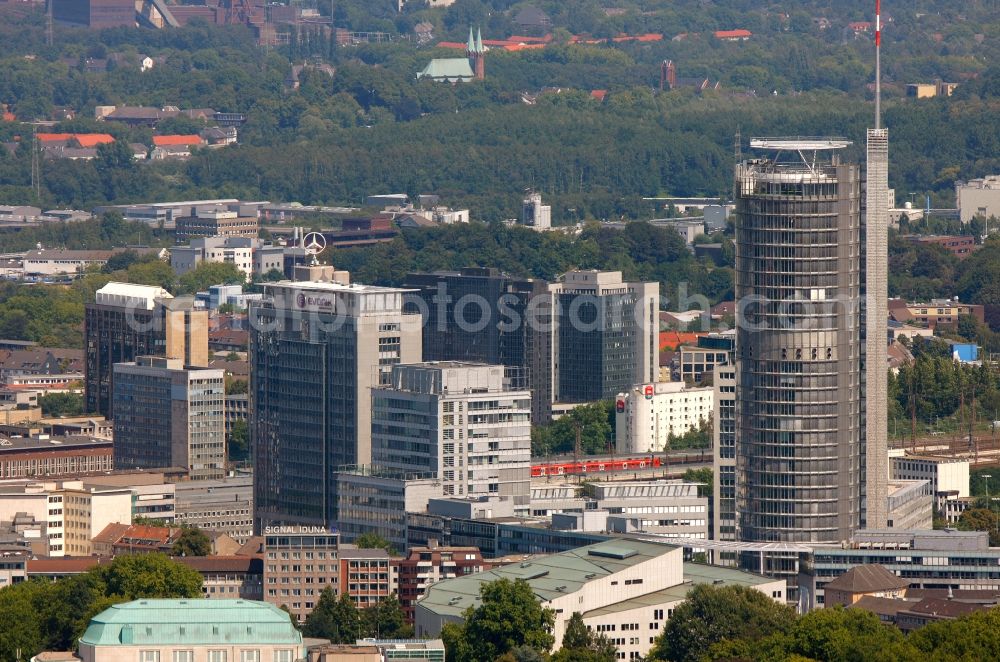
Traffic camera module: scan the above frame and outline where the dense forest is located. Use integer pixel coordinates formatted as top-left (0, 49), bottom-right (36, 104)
top-left (0, 1), bottom-right (997, 220)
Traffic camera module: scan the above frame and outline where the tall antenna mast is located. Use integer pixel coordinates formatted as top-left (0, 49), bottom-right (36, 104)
top-left (875, 0), bottom-right (881, 128)
top-left (46, 0), bottom-right (53, 47)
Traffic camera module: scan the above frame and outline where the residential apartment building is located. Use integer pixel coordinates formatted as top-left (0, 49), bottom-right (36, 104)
top-left (113, 357), bottom-right (226, 480)
top-left (615, 381), bottom-right (713, 454)
top-left (550, 270), bottom-right (658, 403)
top-left (251, 269), bottom-right (422, 530)
top-left (338, 548), bottom-right (395, 609)
top-left (888, 298), bottom-right (985, 330)
top-left (956, 175), bottom-right (1000, 223)
top-left (371, 362), bottom-right (532, 507)
top-left (175, 207), bottom-right (259, 242)
top-left (402, 267), bottom-right (554, 424)
top-left (85, 282), bottom-right (208, 418)
top-left (396, 543), bottom-right (486, 623)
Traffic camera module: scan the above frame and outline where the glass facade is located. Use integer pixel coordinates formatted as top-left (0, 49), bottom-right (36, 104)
top-left (734, 155), bottom-right (863, 544)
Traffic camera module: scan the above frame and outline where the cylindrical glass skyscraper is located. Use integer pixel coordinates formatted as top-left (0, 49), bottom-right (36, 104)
top-left (734, 139), bottom-right (862, 544)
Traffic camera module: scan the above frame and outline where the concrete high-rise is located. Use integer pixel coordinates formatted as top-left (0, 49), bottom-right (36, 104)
top-left (250, 267), bottom-right (421, 530)
top-left (550, 270), bottom-right (658, 403)
top-left (85, 282), bottom-right (208, 419)
top-left (734, 139), bottom-right (863, 544)
top-left (112, 356), bottom-right (226, 480)
top-left (371, 362), bottom-right (532, 507)
top-left (403, 268), bottom-right (553, 423)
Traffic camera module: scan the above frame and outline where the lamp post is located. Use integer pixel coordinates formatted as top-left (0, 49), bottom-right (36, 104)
top-left (983, 473), bottom-right (994, 542)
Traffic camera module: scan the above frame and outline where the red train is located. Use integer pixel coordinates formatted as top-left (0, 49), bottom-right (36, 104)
top-left (531, 456), bottom-right (662, 477)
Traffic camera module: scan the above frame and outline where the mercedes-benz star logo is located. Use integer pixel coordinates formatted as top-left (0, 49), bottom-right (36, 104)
top-left (303, 232), bottom-right (327, 256)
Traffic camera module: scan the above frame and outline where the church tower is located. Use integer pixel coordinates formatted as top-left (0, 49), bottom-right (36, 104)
top-left (467, 27), bottom-right (485, 80)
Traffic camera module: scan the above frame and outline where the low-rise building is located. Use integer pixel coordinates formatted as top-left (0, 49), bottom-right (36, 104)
top-left (333, 466), bottom-right (441, 553)
top-left (0, 435), bottom-right (113, 479)
top-left (174, 475), bottom-right (253, 542)
top-left (615, 382), bottom-right (713, 454)
top-left (902, 234), bottom-right (977, 259)
top-left (957, 175), bottom-right (1000, 224)
top-left (179, 555), bottom-right (264, 601)
top-left (890, 454), bottom-right (969, 505)
top-left (415, 539), bottom-right (784, 660)
top-left (888, 298), bottom-right (985, 330)
top-left (396, 542), bottom-right (486, 622)
top-left (0, 545), bottom-right (28, 589)
top-left (0, 479), bottom-right (132, 556)
top-left (171, 236), bottom-right (257, 279)
top-left (175, 208), bottom-right (258, 242)
top-left (78, 599), bottom-right (305, 662)
top-left (823, 564), bottom-right (909, 607)
top-left (674, 331), bottom-right (734, 383)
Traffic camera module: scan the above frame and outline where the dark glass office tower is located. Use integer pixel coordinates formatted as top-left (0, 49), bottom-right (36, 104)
top-left (403, 268), bottom-right (553, 424)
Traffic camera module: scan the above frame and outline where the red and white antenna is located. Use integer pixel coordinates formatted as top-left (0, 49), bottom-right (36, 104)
top-left (875, 0), bottom-right (882, 129)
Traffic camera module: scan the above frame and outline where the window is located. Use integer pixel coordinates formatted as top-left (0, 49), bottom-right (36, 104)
top-left (241, 651), bottom-right (260, 662)
top-left (274, 651), bottom-right (294, 662)
top-left (209, 652), bottom-right (227, 662)
top-left (173, 651), bottom-right (194, 662)
top-left (140, 652), bottom-right (160, 662)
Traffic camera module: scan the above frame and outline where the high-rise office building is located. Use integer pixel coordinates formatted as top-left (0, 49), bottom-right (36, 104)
top-left (250, 268), bottom-right (421, 530)
top-left (112, 357), bottom-right (226, 481)
top-left (521, 193), bottom-right (551, 230)
top-left (734, 139), bottom-right (863, 544)
top-left (85, 282), bottom-right (208, 419)
top-left (371, 362), bottom-right (532, 507)
top-left (402, 268), bottom-right (553, 423)
top-left (549, 270), bottom-right (658, 403)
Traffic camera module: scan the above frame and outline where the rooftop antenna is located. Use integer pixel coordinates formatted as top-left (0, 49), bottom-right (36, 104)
top-left (875, 0), bottom-right (881, 128)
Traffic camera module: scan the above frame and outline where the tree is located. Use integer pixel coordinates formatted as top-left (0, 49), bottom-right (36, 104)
top-left (302, 588), bottom-right (359, 643)
top-left (956, 507), bottom-right (1000, 545)
top-left (647, 584), bottom-right (794, 662)
top-left (177, 261), bottom-right (246, 295)
top-left (551, 612), bottom-right (616, 662)
top-left (228, 419), bottom-right (249, 462)
top-left (359, 595), bottom-right (413, 639)
top-left (172, 526), bottom-right (212, 557)
top-left (354, 531), bottom-right (397, 555)
top-left (38, 392), bottom-right (85, 417)
top-left (682, 467), bottom-right (713, 498)
top-left (92, 553), bottom-right (204, 600)
top-left (444, 578), bottom-right (555, 662)
top-left (226, 377), bottom-right (248, 394)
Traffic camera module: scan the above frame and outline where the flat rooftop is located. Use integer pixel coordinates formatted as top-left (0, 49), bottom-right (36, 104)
top-left (582, 562), bottom-right (778, 618)
top-left (750, 137), bottom-right (851, 150)
top-left (418, 539), bottom-right (675, 617)
top-left (270, 280), bottom-right (414, 294)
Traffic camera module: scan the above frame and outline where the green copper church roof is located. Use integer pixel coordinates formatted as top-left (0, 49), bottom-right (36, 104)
top-left (80, 599), bottom-right (304, 646)
top-left (417, 58), bottom-right (475, 82)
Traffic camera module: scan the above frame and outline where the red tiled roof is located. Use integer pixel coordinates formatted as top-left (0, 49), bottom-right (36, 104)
top-left (176, 555), bottom-right (262, 573)
top-left (27, 556), bottom-right (109, 574)
top-left (436, 41), bottom-right (466, 49)
top-left (2, 112), bottom-right (14, 122)
top-left (849, 21), bottom-right (873, 31)
top-left (36, 133), bottom-right (115, 147)
top-left (153, 135), bottom-right (205, 147)
top-left (714, 29), bottom-right (752, 39)
top-left (590, 90), bottom-right (607, 101)
top-left (660, 330), bottom-right (699, 351)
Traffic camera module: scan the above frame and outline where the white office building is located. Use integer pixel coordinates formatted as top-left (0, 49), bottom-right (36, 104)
top-left (371, 362), bottom-right (532, 508)
top-left (956, 175), bottom-right (1000, 223)
top-left (616, 381), bottom-right (713, 454)
top-left (521, 193), bottom-right (551, 230)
